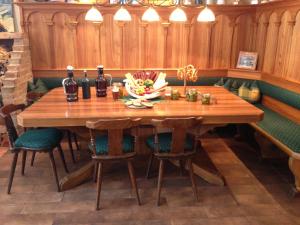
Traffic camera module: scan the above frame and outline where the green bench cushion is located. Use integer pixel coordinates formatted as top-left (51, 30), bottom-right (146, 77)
top-left (258, 81), bottom-right (300, 109)
top-left (14, 128), bottom-right (63, 150)
top-left (146, 132), bottom-right (194, 153)
top-left (255, 104), bottom-right (300, 153)
top-left (94, 134), bottom-right (134, 155)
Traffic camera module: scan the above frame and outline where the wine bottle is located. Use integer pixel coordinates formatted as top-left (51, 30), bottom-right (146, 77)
top-left (62, 65), bottom-right (78, 102)
top-left (82, 70), bottom-right (91, 99)
top-left (95, 65), bottom-right (107, 97)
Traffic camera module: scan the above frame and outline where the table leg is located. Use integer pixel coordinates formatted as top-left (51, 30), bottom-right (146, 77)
top-left (170, 151), bottom-right (225, 186)
top-left (59, 162), bottom-right (94, 191)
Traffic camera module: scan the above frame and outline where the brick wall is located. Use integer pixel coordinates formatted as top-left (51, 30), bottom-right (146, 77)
top-left (1, 33), bottom-right (33, 105)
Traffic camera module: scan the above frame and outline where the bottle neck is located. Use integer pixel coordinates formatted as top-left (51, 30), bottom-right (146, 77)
top-left (67, 71), bottom-right (74, 78)
top-left (97, 69), bottom-right (104, 78)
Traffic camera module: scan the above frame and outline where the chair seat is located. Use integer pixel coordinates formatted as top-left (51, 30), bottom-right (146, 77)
top-left (93, 134), bottom-right (135, 155)
top-left (14, 128), bottom-right (63, 150)
top-left (146, 132), bottom-right (194, 153)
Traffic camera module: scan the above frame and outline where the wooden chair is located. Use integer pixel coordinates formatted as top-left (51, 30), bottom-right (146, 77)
top-left (26, 91), bottom-right (44, 106)
top-left (26, 91), bottom-right (78, 165)
top-left (145, 117), bottom-right (203, 206)
top-left (86, 118), bottom-right (142, 210)
top-left (0, 104), bottom-right (68, 193)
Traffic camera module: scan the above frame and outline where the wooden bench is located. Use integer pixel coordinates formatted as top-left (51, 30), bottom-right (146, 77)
top-left (249, 90), bottom-right (300, 195)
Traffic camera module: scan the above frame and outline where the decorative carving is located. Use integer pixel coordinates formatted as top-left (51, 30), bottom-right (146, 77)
top-left (263, 22), bottom-right (269, 27)
top-left (274, 21), bottom-right (281, 27)
top-left (161, 22), bottom-right (170, 28)
top-left (66, 20), bottom-right (78, 29)
top-left (44, 19), bottom-right (54, 26)
top-left (287, 20), bottom-right (296, 26)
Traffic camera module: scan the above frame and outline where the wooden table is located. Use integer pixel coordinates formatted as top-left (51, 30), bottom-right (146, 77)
top-left (18, 86), bottom-right (263, 127)
top-left (17, 86), bottom-right (264, 190)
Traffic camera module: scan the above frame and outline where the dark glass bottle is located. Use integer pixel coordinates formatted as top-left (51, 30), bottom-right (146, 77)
top-left (81, 70), bottom-right (91, 99)
top-left (95, 65), bottom-right (107, 97)
top-left (63, 66), bottom-right (78, 102)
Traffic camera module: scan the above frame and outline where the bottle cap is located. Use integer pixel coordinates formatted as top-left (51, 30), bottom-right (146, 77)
top-left (83, 69), bottom-right (87, 73)
top-left (67, 65), bottom-right (74, 71)
top-left (97, 65), bottom-right (104, 69)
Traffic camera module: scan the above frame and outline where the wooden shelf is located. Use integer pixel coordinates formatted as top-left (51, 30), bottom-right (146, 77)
top-left (227, 69), bottom-right (262, 80)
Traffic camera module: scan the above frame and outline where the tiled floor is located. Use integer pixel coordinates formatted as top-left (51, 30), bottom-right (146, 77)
top-left (0, 135), bottom-right (299, 225)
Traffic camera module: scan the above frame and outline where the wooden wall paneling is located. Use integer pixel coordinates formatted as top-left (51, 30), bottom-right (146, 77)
top-left (286, 11), bottom-right (300, 83)
top-left (210, 15), bottom-right (232, 69)
top-left (100, 14), bottom-right (121, 68)
top-left (262, 12), bottom-right (281, 74)
top-left (27, 13), bottom-right (53, 69)
top-left (254, 13), bottom-right (269, 70)
top-left (189, 18), bottom-right (210, 69)
top-left (144, 22), bottom-right (165, 68)
top-left (273, 11), bottom-right (294, 78)
top-left (166, 22), bottom-right (189, 68)
top-left (123, 15), bottom-right (142, 69)
top-left (52, 13), bottom-right (77, 69)
top-left (230, 14), bottom-right (255, 68)
top-left (76, 14), bottom-right (101, 68)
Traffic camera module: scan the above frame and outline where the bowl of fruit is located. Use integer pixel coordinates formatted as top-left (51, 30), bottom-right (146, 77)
top-left (124, 71), bottom-right (168, 99)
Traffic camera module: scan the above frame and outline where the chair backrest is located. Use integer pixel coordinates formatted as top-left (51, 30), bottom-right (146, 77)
top-left (151, 117), bottom-right (203, 154)
top-left (86, 118), bottom-right (141, 156)
top-left (26, 92), bottom-right (44, 105)
top-left (0, 104), bottom-right (26, 148)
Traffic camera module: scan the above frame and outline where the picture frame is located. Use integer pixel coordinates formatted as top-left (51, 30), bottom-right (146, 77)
top-left (236, 51), bottom-right (258, 70)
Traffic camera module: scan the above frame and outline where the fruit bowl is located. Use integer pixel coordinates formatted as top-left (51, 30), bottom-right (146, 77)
top-left (124, 71), bottom-right (168, 100)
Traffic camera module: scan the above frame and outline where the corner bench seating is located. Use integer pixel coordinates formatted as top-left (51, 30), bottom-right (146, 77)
top-left (34, 76), bottom-right (300, 194)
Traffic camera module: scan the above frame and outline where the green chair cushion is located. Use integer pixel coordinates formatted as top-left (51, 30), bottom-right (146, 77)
top-left (223, 79), bottom-right (232, 90)
top-left (214, 77), bottom-right (225, 87)
top-left (94, 134), bottom-right (134, 155)
top-left (255, 104), bottom-right (300, 153)
top-left (14, 128), bottom-right (63, 150)
top-left (28, 79), bottom-right (49, 94)
top-left (34, 79), bottom-right (49, 94)
top-left (258, 81), bottom-right (300, 109)
top-left (28, 81), bottom-right (36, 92)
top-left (146, 132), bottom-right (194, 153)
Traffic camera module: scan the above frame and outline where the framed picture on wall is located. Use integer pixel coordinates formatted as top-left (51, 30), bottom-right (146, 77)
top-left (236, 51), bottom-right (258, 70)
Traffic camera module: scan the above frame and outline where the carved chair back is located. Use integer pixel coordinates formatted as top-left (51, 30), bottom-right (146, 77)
top-left (0, 104), bottom-right (26, 148)
top-left (151, 117), bottom-right (203, 154)
top-left (86, 118), bottom-right (141, 156)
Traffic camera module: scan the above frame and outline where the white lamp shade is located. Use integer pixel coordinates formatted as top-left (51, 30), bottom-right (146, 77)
top-left (85, 6), bottom-right (103, 22)
top-left (169, 7), bottom-right (187, 22)
top-left (114, 6), bottom-right (132, 21)
top-left (142, 7), bottom-right (160, 22)
top-left (197, 6), bottom-right (216, 22)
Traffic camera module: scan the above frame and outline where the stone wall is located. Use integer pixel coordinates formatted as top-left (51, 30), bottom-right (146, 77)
top-left (1, 32), bottom-right (33, 105)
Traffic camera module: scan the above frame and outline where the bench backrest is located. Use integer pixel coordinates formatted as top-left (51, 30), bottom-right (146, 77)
top-left (258, 81), bottom-right (300, 110)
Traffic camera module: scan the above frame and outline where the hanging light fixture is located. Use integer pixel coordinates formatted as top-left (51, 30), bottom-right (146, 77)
top-left (114, 0), bottom-right (132, 22)
top-left (142, 7), bottom-right (160, 22)
top-left (169, 7), bottom-right (187, 22)
top-left (114, 6), bottom-right (132, 21)
top-left (197, 1), bottom-right (215, 23)
top-left (85, 6), bottom-right (103, 22)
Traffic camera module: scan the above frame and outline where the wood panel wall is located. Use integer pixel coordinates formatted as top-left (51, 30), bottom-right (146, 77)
top-left (16, 1), bottom-right (300, 86)
top-left (18, 2), bottom-right (254, 76)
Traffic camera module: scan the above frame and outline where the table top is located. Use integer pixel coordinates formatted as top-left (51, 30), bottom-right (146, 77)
top-left (17, 86), bottom-right (264, 127)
